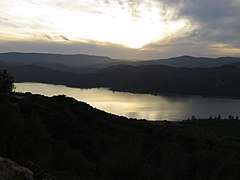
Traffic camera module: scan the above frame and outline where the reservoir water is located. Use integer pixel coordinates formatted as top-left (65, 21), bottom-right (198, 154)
top-left (15, 82), bottom-right (240, 121)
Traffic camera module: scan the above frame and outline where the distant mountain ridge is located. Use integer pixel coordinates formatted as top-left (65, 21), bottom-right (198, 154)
top-left (0, 52), bottom-right (120, 67)
top-left (131, 56), bottom-right (240, 68)
top-left (0, 52), bottom-right (240, 68)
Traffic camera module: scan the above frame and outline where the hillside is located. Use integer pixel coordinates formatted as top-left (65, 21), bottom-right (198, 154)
top-left (0, 52), bottom-right (121, 68)
top-left (228, 61), bottom-right (240, 68)
top-left (132, 56), bottom-right (240, 68)
top-left (1, 93), bottom-right (240, 179)
top-left (1, 69), bottom-right (240, 179)
top-left (7, 63), bottom-right (240, 97)
top-left (1, 53), bottom-right (240, 69)
top-left (82, 64), bottom-right (240, 97)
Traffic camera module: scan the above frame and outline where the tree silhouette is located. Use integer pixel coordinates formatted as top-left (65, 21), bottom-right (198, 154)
top-left (0, 69), bottom-right (15, 100)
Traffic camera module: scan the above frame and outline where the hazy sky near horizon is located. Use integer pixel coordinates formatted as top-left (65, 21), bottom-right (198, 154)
top-left (0, 0), bottom-right (240, 59)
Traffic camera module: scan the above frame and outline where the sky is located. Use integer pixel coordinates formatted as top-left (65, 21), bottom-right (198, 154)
top-left (0, 0), bottom-right (240, 60)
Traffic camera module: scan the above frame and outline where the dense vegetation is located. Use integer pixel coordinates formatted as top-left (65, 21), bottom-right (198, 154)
top-left (0, 69), bottom-right (15, 98)
top-left (7, 63), bottom-right (240, 97)
top-left (2, 69), bottom-right (240, 179)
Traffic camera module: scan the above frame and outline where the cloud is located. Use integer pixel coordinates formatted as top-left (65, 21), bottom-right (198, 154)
top-left (43, 35), bottom-right (70, 41)
top-left (139, 0), bottom-right (240, 57)
top-left (58, 35), bottom-right (69, 41)
top-left (0, 17), bottom-right (8, 21)
top-left (157, 0), bottom-right (240, 43)
top-left (0, 0), bottom-right (191, 48)
top-left (0, 0), bottom-right (239, 58)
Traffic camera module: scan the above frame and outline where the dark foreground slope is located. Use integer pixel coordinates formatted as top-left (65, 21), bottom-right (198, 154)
top-left (1, 93), bottom-right (240, 179)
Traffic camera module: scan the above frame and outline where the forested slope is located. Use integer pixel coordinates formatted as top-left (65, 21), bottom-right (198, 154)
top-left (1, 93), bottom-right (240, 179)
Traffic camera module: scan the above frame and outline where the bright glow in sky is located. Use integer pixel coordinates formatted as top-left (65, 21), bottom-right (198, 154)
top-left (0, 0), bottom-right (190, 49)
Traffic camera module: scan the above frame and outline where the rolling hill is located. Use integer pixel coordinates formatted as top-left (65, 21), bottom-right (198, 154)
top-left (4, 63), bottom-right (240, 97)
top-left (131, 56), bottom-right (240, 68)
top-left (0, 52), bottom-right (121, 67)
top-left (1, 52), bottom-right (240, 69)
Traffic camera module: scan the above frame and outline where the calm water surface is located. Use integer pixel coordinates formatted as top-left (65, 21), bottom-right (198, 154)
top-left (15, 82), bottom-right (240, 121)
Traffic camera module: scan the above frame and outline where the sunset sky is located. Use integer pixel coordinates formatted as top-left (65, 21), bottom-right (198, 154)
top-left (0, 0), bottom-right (240, 59)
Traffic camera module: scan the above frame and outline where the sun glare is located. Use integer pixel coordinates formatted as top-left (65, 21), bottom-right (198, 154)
top-left (1, 0), bottom-right (189, 49)
top-left (53, 1), bottom-right (188, 49)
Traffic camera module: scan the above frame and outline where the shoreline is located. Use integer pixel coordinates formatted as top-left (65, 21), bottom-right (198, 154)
top-left (15, 80), bottom-right (240, 100)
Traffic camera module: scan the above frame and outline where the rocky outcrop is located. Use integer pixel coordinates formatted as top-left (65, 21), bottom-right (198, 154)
top-left (0, 156), bottom-right (34, 180)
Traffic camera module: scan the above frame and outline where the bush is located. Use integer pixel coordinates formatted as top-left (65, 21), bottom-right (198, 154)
top-left (0, 69), bottom-right (15, 99)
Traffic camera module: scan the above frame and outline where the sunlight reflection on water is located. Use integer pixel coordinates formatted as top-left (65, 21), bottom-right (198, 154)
top-left (15, 82), bottom-right (240, 121)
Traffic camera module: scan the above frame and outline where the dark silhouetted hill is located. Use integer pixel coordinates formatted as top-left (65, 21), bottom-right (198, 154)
top-left (0, 60), bottom-right (98, 74)
top-left (7, 63), bottom-right (240, 97)
top-left (1, 53), bottom-right (240, 69)
top-left (2, 92), bottom-right (240, 179)
top-left (228, 61), bottom-right (240, 68)
top-left (0, 52), bottom-right (121, 67)
top-left (132, 56), bottom-right (240, 68)
top-left (78, 64), bottom-right (240, 97)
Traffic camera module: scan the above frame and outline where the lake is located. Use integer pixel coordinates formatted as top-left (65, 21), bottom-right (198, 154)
top-left (15, 82), bottom-right (240, 121)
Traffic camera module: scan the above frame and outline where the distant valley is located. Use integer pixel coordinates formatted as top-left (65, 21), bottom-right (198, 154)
top-left (1, 52), bottom-right (240, 97)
